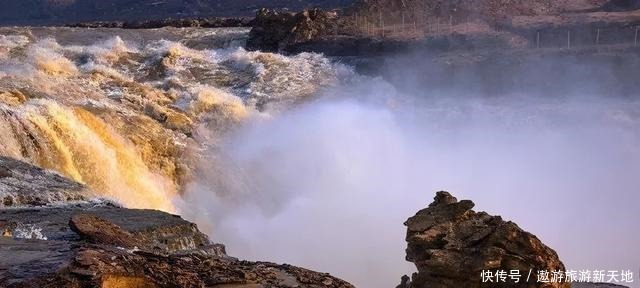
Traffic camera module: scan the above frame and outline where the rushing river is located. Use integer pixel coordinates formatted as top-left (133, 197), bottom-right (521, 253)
top-left (0, 27), bottom-right (638, 287)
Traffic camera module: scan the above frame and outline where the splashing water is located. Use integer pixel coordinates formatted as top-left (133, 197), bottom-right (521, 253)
top-left (6, 27), bottom-right (638, 288)
top-left (13, 223), bottom-right (48, 240)
top-left (0, 100), bottom-right (177, 211)
top-left (0, 28), bottom-right (344, 214)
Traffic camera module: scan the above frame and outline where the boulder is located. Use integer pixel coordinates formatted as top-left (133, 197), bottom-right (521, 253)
top-left (402, 191), bottom-right (569, 288)
top-left (69, 214), bottom-right (137, 248)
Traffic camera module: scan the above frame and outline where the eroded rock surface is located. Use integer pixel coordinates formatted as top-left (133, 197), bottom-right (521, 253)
top-left (402, 191), bottom-right (569, 288)
top-left (0, 157), bottom-right (353, 288)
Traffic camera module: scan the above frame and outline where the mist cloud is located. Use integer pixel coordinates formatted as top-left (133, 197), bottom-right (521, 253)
top-left (180, 56), bottom-right (640, 288)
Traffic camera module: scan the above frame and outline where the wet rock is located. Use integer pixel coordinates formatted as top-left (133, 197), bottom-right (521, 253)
top-left (0, 156), bottom-right (354, 288)
top-left (69, 214), bottom-right (137, 248)
top-left (403, 191), bottom-right (569, 288)
top-left (143, 102), bottom-right (193, 134)
top-left (0, 156), bottom-right (97, 208)
top-left (1, 206), bottom-right (353, 288)
top-left (0, 204), bottom-right (222, 256)
top-left (0, 237), bottom-right (74, 283)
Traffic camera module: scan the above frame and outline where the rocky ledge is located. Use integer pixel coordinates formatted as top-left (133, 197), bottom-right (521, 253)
top-left (0, 157), bottom-right (354, 288)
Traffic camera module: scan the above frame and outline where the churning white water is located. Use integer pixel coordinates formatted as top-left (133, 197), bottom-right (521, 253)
top-left (182, 65), bottom-right (640, 287)
top-left (0, 27), bottom-right (638, 288)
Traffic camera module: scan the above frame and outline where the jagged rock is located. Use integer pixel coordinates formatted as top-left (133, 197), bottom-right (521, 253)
top-left (403, 191), bottom-right (569, 288)
top-left (246, 8), bottom-right (340, 52)
top-left (1, 203), bottom-right (353, 287)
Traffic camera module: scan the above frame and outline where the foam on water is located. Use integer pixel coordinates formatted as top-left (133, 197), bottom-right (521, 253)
top-left (0, 28), bottom-right (345, 214)
top-left (4, 27), bottom-right (636, 288)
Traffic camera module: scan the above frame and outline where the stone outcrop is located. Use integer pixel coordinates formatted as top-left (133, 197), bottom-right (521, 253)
top-left (246, 8), bottom-right (341, 52)
top-left (402, 191), bottom-right (569, 288)
top-left (0, 157), bottom-right (354, 288)
top-left (0, 156), bottom-right (97, 208)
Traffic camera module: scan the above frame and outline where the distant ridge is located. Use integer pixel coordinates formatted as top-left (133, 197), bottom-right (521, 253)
top-left (0, 0), bottom-right (354, 26)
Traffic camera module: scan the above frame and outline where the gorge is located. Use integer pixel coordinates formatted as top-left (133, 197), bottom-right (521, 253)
top-left (1, 2), bottom-right (640, 287)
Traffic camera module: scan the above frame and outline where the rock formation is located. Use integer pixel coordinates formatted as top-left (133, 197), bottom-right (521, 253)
top-left (0, 156), bottom-right (97, 208)
top-left (245, 2), bottom-right (640, 56)
top-left (402, 191), bottom-right (569, 288)
top-left (246, 8), bottom-right (341, 52)
top-left (0, 157), bottom-right (354, 288)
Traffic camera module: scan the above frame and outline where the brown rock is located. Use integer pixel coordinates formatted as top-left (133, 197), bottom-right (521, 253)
top-left (403, 191), bottom-right (569, 288)
top-left (246, 8), bottom-right (340, 52)
top-left (69, 214), bottom-right (136, 248)
top-left (101, 275), bottom-right (157, 288)
top-left (2, 214), bottom-right (353, 288)
top-left (0, 163), bottom-right (351, 287)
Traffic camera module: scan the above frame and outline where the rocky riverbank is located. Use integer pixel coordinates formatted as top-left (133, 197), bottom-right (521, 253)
top-left (2, 156), bottom-right (629, 287)
top-left (0, 157), bottom-right (354, 288)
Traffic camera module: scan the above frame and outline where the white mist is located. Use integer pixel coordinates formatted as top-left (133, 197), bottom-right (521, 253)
top-left (180, 74), bottom-right (640, 287)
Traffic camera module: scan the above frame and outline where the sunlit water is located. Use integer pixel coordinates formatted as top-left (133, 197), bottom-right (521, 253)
top-left (0, 27), bottom-right (638, 287)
